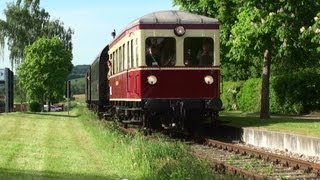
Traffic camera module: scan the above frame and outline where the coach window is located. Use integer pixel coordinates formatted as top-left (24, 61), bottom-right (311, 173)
top-left (135, 38), bottom-right (139, 67)
top-left (119, 46), bottom-right (122, 72)
top-left (116, 49), bottom-right (119, 73)
top-left (109, 54), bottom-right (113, 75)
top-left (127, 41), bottom-right (130, 69)
top-left (184, 37), bottom-right (213, 66)
top-left (122, 44), bottom-right (125, 70)
top-left (145, 37), bottom-right (176, 67)
top-left (131, 40), bottom-right (134, 68)
top-left (113, 51), bottom-right (116, 74)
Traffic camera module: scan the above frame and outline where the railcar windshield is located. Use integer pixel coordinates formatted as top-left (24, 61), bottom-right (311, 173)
top-left (184, 37), bottom-right (214, 66)
top-left (145, 37), bottom-right (176, 67)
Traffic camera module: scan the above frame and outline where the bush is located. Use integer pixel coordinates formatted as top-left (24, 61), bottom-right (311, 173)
top-left (29, 101), bottom-right (42, 112)
top-left (223, 72), bottom-right (320, 114)
top-left (221, 81), bottom-right (244, 110)
top-left (271, 71), bottom-right (320, 114)
top-left (237, 78), bottom-right (261, 112)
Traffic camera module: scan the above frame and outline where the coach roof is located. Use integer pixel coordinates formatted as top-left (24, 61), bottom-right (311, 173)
top-left (127, 10), bottom-right (219, 28)
top-left (109, 10), bottom-right (219, 47)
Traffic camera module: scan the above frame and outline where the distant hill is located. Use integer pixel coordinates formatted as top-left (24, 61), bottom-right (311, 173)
top-left (67, 65), bottom-right (90, 80)
top-left (70, 77), bottom-right (86, 95)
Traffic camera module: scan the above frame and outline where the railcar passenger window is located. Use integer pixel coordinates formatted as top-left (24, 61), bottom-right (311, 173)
top-left (119, 47), bottom-right (122, 72)
top-left (145, 37), bottom-right (176, 67)
top-left (184, 37), bottom-right (213, 66)
top-left (109, 54), bottom-right (113, 76)
top-left (135, 38), bottom-right (139, 67)
top-left (112, 52), bottom-right (116, 74)
top-left (131, 40), bottom-right (134, 68)
top-left (127, 41), bottom-right (130, 69)
top-left (122, 44), bottom-right (125, 70)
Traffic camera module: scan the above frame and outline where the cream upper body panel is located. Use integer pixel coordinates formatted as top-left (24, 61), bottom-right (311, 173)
top-left (108, 10), bottom-right (220, 75)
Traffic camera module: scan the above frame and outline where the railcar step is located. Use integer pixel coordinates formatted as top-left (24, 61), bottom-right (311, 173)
top-left (122, 120), bottom-right (142, 124)
top-left (121, 107), bottom-right (142, 111)
top-left (103, 112), bottom-right (113, 117)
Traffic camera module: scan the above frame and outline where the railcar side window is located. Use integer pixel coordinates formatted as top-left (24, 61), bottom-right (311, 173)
top-left (116, 49), bottom-right (119, 73)
top-left (112, 52), bottom-right (115, 75)
top-left (122, 44), bottom-right (125, 70)
top-left (135, 38), bottom-right (139, 67)
top-left (119, 46), bottom-right (122, 72)
top-left (131, 40), bottom-right (134, 68)
top-left (109, 54), bottom-right (113, 75)
top-left (127, 41), bottom-right (130, 69)
top-left (184, 37), bottom-right (214, 66)
top-left (145, 37), bottom-right (176, 67)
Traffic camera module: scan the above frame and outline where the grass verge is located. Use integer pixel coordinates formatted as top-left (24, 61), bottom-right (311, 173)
top-left (220, 111), bottom-right (320, 138)
top-left (0, 104), bottom-right (216, 179)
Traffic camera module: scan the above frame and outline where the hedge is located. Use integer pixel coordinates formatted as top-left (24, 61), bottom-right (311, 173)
top-left (221, 81), bottom-right (244, 110)
top-left (222, 71), bottom-right (320, 114)
top-left (272, 71), bottom-right (320, 114)
top-left (236, 78), bottom-right (261, 113)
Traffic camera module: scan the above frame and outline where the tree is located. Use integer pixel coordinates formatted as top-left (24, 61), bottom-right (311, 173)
top-left (0, 0), bottom-right (73, 69)
top-left (301, 12), bottom-right (320, 61)
top-left (228, 1), bottom-right (320, 118)
top-left (17, 37), bottom-right (72, 108)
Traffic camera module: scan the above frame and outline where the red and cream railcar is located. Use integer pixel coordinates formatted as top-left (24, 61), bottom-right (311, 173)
top-left (107, 10), bottom-right (222, 129)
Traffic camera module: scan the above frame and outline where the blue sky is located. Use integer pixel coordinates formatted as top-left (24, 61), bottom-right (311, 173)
top-left (0, 0), bottom-right (178, 69)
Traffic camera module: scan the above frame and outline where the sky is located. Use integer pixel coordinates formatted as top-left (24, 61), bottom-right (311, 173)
top-left (0, 0), bottom-right (179, 70)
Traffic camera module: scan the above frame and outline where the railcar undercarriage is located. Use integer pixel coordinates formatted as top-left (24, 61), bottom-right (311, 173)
top-left (103, 98), bottom-right (222, 131)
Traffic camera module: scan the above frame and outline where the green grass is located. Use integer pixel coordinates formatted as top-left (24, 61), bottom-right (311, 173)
top-left (220, 111), bottom-right (320, 138)
top-left (0, 105), bottom-right (215, 179)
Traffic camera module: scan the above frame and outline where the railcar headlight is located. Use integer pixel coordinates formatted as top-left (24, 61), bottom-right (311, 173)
top-left (147, 75), bottom-right (157, 85)
top-left (204, 75), bottom-right (214, 85)
top-left (174, 26), bottom-right (185, 36)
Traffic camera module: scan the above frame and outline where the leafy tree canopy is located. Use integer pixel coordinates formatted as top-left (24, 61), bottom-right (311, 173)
top-left (301, 12), bottom-right (320, 65)
top-left (0, 0), bottom-right (73, 69)
top-left (17, 36), bottom-right (72, 104)
top-left (228, 0), bottom-right (320, 78)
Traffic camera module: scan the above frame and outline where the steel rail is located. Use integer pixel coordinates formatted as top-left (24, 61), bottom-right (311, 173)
top-left (205, 138), bottom-right (320, 176)
top-left (193, 151), bottom-right (268, 180)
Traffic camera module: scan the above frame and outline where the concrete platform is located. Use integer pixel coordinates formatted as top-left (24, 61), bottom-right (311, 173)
top-left (241, 128), bottom-right (320, 156)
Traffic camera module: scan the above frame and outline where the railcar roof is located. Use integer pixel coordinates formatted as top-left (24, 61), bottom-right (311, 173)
top-left (127, 10), bottom-right (219, 28)
top-left (109, 10), bottom-right (219, 47)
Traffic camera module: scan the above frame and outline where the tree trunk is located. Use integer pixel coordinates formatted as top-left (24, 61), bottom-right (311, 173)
top-left (260, 49), bottom-right (271, 119)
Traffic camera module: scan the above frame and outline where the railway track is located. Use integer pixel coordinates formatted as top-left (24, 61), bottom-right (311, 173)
top-left (117, 124), bottom-right (320, 179)
top-left (193, 137), bottom-right (320, 179)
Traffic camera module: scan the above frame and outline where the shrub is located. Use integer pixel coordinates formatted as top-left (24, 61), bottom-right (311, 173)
top-left (29, 101), bottom-right (42, 112)
top-left (272, 71), bottom-right (320, 114)
top-left (237, 78), bottom-right (261, 112)
top-left (221, 81), bottom-right (244, 110)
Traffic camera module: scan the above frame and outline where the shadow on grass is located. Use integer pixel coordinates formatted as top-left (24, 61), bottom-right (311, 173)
top-left (0, 168), bottom-right (120, 180)
top-left (24, 112), bottom-right (80, 118)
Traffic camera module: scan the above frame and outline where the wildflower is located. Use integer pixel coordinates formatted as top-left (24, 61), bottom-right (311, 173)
top-left (269, 12), bottom-right (275, 16)
top-left (277, 8), bottom-right (283, 13)
top-left (300, 27), bottom-right (305, 33)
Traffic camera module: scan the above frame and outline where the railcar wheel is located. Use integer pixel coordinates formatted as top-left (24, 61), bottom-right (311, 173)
top-left (141, 112), bottom-right (152, 135)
